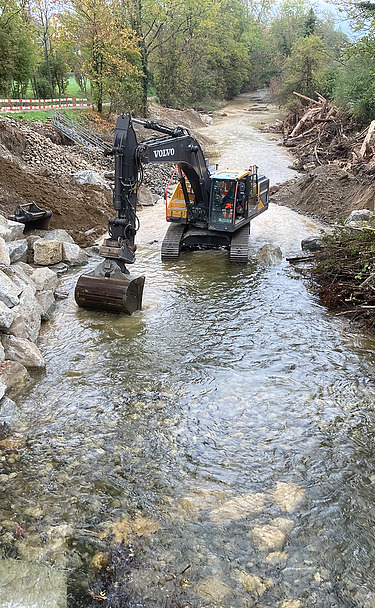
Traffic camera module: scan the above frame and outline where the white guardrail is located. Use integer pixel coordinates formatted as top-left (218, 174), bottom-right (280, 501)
top-left (0, 98), bottom-right (91, 113)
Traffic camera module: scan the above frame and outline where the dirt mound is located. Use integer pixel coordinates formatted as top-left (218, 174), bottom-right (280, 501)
top-left (0, 154), bottom-right (112, 246)
top-left (273, 163), bottom-right (375, 224)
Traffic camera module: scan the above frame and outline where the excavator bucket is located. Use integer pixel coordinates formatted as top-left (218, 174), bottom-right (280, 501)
top-left (9, 203), bottom-right (52, 231)
top-left (75, 261), bottom-right (145, 314)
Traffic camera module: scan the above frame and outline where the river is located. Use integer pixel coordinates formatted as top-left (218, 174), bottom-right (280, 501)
top-left (2, 92), bottom-right (375, 608)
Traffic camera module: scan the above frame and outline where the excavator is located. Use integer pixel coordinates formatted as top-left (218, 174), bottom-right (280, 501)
top-left (75, 114), bottom-right (270, 314)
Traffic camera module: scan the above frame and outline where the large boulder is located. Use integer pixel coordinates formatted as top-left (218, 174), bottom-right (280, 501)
top-left (31, 267), bottom-right (59, 292)
top-left (301, 236), bottom-right (324, 252)
top-left (73, 169), bottom-right (110, 190)
top-left (0, 360), bottom-right (30, 398)
top-left (7, 285), bottom-right (42, 343)
top-left (0, 263), bottom-right (36, 294)
top-left (36, 290), bottom-right (56, 321)
top-left (0, 270), bottom-right (21, 308)
top-left (0, 301), bottom-right (15, 330)
top-left (256, 244), bottom-right (282, 266)
top-left (345, 209), bottom-right (374, 224)
top-left (2, 335), bottom-right (46, 370)
top-left (0, 237), bottom-right (10, 265)
top-left (138, 186), bottom-right (158, 206)
top-left (0, 396), bottom-right (19, 428)
top-left (44, 229), bottom-right (74, 244)
top-left (33, 240), bottom-right (63, 265)
top-left (0, 225), bottom-right (11, 242)
top-left (8, 239), bottom-right (28, 263)
top-left (0, 341), bottom-right (5, 366)
top-left (7, 220), bottom-right (25, 241)
top-left (26, 235), bottom-right (42, 263)
top-left (62, 242), bottom-right (87, 266)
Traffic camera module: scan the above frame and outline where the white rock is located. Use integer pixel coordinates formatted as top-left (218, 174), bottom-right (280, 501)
top-left (36, 290), bottom-right (56, 321)
top-left (273, 481), bottom-right (306, 513)
top-left (62, 242), bottom-right (87, 266)
top-left (0, 225), bottom-right (11, 242)
top-left (0, 215), bottom-right (8, 228)
top-left (2, 335), bottom-right (46, 370)
top-left (0, 341), bottom-right (5, 365)
top-left (209, 492), bottom-right (265, 522)
top-left (250, 524), bottom-right (287, 551)
top-left (8, 239), bottom-right (28, 263)
top-left (31, 267), bottom-right (59, 292)
top-left (0, 360), bottom-right (30, 398)
top-left (346, 209), bottom-right (373, 223)
top-left (0, 380), bottom-right (6, 400)
top-left (34, 240), bottom-right (63, 265)
top-left (256, 243), bottom-right (282, 265)
top-left (138, 186), bottom-right (158, 206)
top-left (0, 264), bottom-right (36, 294)
top-left (0, 237), bottom-right (10, 264)
top-left (44, 229), bottom-right (74, 244)
top-left (0, 301), bottom-right (15, 329)
top-left (235, 571), bottom-right (273, 596)
top-left (0, 270), bottom-right (21, 307)
top-left (7, 285), bottom-right (42, 343)
top-left (7, 221), bottom-right (25, 241)
top-left (73, 169), bottom-right (110, 190)
top-left (0, 396), bottom-right (19, 427)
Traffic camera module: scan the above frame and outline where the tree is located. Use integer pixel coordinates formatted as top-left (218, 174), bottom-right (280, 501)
top-left (0, 0), bottom-right (38, 96)
top-left (61, 0), bottom-right (142, 113)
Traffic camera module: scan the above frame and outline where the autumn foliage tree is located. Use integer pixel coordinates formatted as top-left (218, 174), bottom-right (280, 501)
top-left (61, 0), bottom-right (142, 113)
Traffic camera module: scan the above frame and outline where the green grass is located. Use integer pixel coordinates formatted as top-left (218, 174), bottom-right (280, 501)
top-left (2, 108), bottom-right (92, 123)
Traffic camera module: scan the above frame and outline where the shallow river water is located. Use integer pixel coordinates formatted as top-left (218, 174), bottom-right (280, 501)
top-left (2, 93), bottom-right (375, 608)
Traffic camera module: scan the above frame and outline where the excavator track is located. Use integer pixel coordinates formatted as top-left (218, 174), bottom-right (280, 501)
top-left (161, 224), bottom-right (186, 261)
top-left (229, 224), bottom-right (250, 263)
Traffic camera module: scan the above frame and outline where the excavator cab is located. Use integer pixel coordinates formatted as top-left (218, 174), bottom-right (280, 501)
top-left (208, 169), bottom-right (269, 232)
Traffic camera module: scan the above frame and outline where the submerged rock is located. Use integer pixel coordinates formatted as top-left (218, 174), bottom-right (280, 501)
top-left (235, 570), bottom-right (273, 596)
top-left (301, 235), bottom-right (324, 251)
top-left (273, 481), bottom-right (306, 513)
top-left (209, 492), bottom-right (265, 523)
top-left (250, 523), bottom-right (287, 551)
top-left (195, 576), bottom-right (232, 602)
top-left (0, 557), bottom-right (66, 608)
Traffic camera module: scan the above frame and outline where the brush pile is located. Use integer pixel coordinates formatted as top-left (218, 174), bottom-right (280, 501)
top-left (270, 92), bottom-right (375, 171)
top-left (313, 224), bottom-right (375, 329)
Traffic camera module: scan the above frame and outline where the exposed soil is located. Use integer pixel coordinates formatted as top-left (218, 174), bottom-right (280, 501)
top-left (0, 107), bottom-right (209, 247)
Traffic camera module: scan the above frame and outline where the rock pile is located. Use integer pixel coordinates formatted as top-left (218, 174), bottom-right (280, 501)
top-left (0, 215), bottom-right (88, 426)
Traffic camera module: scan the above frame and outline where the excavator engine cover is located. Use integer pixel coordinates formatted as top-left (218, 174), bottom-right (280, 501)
top-left (75, 261), bottom-right (145, 314)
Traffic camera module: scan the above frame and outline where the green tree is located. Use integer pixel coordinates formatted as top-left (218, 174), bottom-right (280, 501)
top-left (61, 0), bottom-right (142, 113)
top-left (0, 0), bottom-right (38, 96)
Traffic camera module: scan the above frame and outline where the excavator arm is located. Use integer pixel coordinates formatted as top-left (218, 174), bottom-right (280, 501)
top-left (75, 113), bottom-right (210, 314)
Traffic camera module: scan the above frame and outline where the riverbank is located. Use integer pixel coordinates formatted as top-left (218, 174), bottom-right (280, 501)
top-left (270, 96), bottom-right (375, 331)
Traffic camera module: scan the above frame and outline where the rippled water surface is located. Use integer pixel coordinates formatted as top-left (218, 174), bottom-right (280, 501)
top-left (2, 93), bottom-right (375, 608)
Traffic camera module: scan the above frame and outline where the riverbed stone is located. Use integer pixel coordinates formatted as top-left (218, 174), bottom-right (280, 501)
top-left (346, 209), bottom-right (374, 224)
top-left (0, 270), bottom-right (21, 307)
top-left (0, 360), bottom-right (30, 398)
top-left (256, 243), bottom-right (282, 265)
top-left (44, 229), bottom-right (74, 244)
top-left (0, 237), bottom-right (10, 264)
top-left (250, 524), bottom-right (287, 551)
top-left (33, 240), bottom-right (63, 265)
top-left (62, 242), bottom-right (88, 266)
top-left (195, 576), bottom-right (232, 602)
top-left (209, 492), bottom-right (265, 522)
top-left (270, 517), bottom-right (295, 534)
top-left (265, 551), bottom-right (288, 564)
top-left (282, 601), bottom-right (302, 608)
top-left (7, 285), bottom-right (42, 342)
top-left (273, 481), bottom-right (306, 513)
top-left (138, 186), bottom-right (158, 206)
top-left (0, 263), bottom-right (35, 294)
top-left (26, 234), bottom-right (42, 263)
top-left (1, 335), bottom-right (46, 370)
top-left (0, 342), bottom-right (4, 365)
top-left (31, 267), bottom-right (59, 292)
top-left (235, 570), bottom-right (273, 596)
top-left (0, 558), bottom-right (66, 608)
top-left (0, 301), bottom-right (15, 329)
top-left (36, 290), bottom-right (56, 321)
top-left (0, 380), bottom-right (6, 401)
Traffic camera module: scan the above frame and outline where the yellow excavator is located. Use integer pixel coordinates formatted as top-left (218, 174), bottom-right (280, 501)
top-left (75, 114), bottom-right (269, 314)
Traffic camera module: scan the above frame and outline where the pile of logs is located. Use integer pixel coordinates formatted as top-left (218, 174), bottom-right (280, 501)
top-left (271, 91), bottom-right (375, 169)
